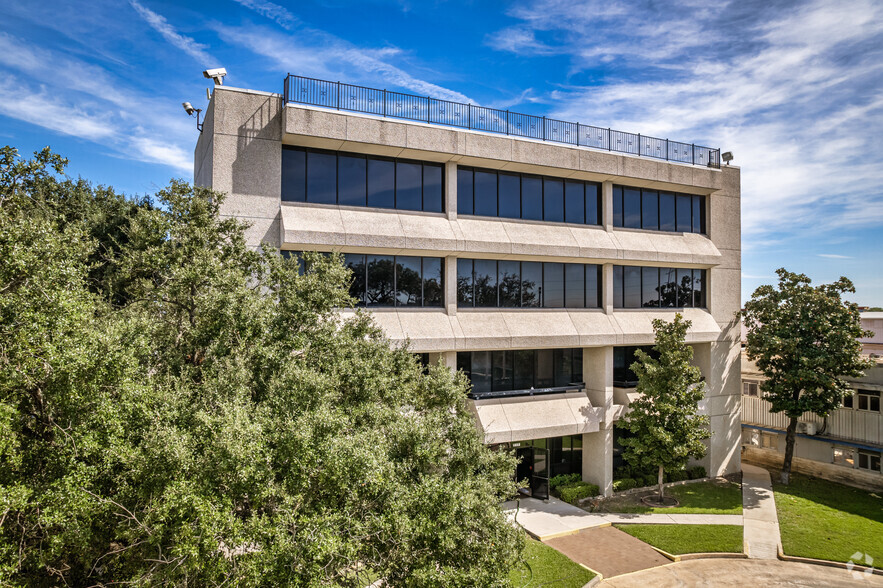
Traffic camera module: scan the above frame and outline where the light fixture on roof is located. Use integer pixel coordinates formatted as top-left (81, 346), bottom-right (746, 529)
top-left (203, 67), bottom-right (227, 85)
top-left (722, 151), bottom-right (734, 165)
top-left (182, 101), bottom-right (204, 133)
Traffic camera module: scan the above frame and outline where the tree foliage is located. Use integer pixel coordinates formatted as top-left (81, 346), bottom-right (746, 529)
top-left (741, 268), bottom-right (873, 483)
top-left (619, 314), bottom-right (709, 499)
top-left (0, 146), bottom-right (522, 586)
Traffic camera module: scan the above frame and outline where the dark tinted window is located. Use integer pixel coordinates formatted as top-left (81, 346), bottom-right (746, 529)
top-left (565, 181), bottom-right (585, 224)
top-left (396, 256), bottom-right (423, 306)
top-left (660, 267), bottom-right (678, 307)
top-left (693, 269), bottom-right (705, 308)
top-left (521, 261), bottom-right (542, 307)
top-left (543, 263), bottom-right (564, 308)
top-left (457, 168), bottom-right (474, 215)
top-left (338, 154), bottom-right (366, 206)
top-left (471, 351), bottom-right (492, 394)
top-left (499, 261), bottom-right (521, 307)
top-left (565, 264), bottom-right (585, 308)
top-left (457, 259), bottom-right (473, 306)
top-left (307, 151), bottom-right (337, 204)
top-left (613, 265), bottom-right (624, 308)
top-left (395, 162), bottom-right (422, 211)
top-left (623, 266), bottom-right (641, 308)
top-left (641, 267), bottom-right (659, 308)
top-left (474, 259), bottom-right (498, 307)
top-left (554, 349), bottom-right (570, 387)
top-left (613, 185), bottom-right (623, 226)
top-left (367, 158), bottom-right (395, 208)
top-left (613, 346), bottom-right (655, 387)
top-left (474, 170), bottom-right (498, 217)
top-left (281, 148), bottom-right (306, 202)
top-left (522, 176), bottom-right (543, 220)
top-left (498, 173), bottom-right (521, 219)
top-left (586, 183), bottom-right (600, 225)
top-left (536, 350), bottom-right (554, 388)
top-left (586, 265), bottom-right (600, 308)
top-left (543, 178), bottom-right (564, 222)
top-left (423, 164), bottom-right (443, 213)
top-left (623, 187), bottom-right (641, 228)
top-left (678, 268), bottom-right (693, 308)
top-left (366, 255), bottom-right (395, 306)
top-left (493, 350), bottom-right (513, 392)
top-left (692, 196), bottom-right (702, 234)
top-left (514, 350), bottom-right (535, 390)
top-left (344, 253), bottom-right (366, 305)
top-left (423, 257), bottom-right (443, 306)
top-left (676, 194), bottom-right (692, 232)
top-left (659, 192), bottom-right (676, 231)
top-left (641, 190), bottom-right (659, 230)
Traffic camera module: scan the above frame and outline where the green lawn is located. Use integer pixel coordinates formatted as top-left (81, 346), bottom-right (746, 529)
top-left (593, 479), bottom-right (743, 514)
top-left (614, 524), bottom-right (743, 554)
top-left (508, 537), bottom-right (595, 588)
top-left (773, 473), bottom-right (883, 563)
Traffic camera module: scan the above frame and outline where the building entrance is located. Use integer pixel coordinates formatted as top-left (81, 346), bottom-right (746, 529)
top-left (514, 446), bottom-right (550, 500)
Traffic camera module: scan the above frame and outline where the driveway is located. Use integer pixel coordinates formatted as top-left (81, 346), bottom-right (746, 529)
top-left (601, 558), bottom-right (883, 587)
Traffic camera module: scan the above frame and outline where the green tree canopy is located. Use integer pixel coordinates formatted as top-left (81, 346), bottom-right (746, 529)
top-left (742, 267), bottom-right (873, 483)
top-left (620, 314), bottom-right (709, 500)
top-left (0, 146), bottom-right (521, 586)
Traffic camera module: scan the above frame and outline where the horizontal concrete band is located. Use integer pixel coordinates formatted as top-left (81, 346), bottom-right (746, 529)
top-left (283, 104), bottom-right (727, 193)
top-left (347, 307), bottom-right (723, 352)
top-left (469, 391), bottom-right (602, 444)
top-left (280, 204), bottom-right (722, 265)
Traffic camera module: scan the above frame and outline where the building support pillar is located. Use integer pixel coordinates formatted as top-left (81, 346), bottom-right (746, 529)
top-left (582, 346), bottom-right (614, 496)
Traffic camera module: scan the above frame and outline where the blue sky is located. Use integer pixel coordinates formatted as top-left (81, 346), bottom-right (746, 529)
top-left (1, 0), bottom-right (881, 305)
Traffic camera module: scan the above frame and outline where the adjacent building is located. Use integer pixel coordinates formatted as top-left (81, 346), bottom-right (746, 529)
top-left (194, 76), bottom-right (742, 498)
top-left (741, 313), bottom-right (883, 490)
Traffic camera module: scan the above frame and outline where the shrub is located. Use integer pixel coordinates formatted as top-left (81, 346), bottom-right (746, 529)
top-left (550, 473), bottom-right (581, 491)
top-left (669, 469), bottom-right (689, 483)
top-left (613, 467), bottom-right (630, 481)
top-left (687, 465), bottom-right (707, 480)
top-left (558, 482), bottom-right (600, 504)
top-left (613, 478), bottom-right (637, 492)
top-left (642, 473), bottom-right (657, 487)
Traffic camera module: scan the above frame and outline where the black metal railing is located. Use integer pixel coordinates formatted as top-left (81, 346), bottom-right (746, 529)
top-left (283, 74), bottom-right (721, 168)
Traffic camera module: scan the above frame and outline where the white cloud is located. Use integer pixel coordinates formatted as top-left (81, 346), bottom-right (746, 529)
top-left (818, 254), bottom-right (853, 259)
top-left (487, 0), bottom-right (883, 238)
top-left (130, 0), bottom-right (217, 66)
top-left (215, 24), bottom-right (473, 103)
top-left (232, 0), bottom-right (298, 29)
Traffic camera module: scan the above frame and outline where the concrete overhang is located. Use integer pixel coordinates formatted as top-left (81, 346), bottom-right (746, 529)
top-left (282, 103), bottom-right (725, 194)
top-left (280, 203), bottom-right (722, 266)
top-left (343, 307), bottom-right (722, 352)
top-left (468, 391), bottom-right (602, 444)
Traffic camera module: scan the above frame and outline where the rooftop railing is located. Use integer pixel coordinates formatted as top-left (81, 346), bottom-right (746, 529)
top-left (283, 74), bottom-right (721, 169)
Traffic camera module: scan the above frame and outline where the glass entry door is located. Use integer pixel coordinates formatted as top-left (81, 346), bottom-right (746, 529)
top-left (530, 446), bottom-right (550, 500)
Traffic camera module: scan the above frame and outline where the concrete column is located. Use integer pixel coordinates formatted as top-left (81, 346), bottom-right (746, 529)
top-left (442, 350), bottom-right (457, 372)
top-left (582, 346), bottom-right (614, 496)
top-left (445, 255), bottom-right (458, 316)
top-left (602, 263), bottom-right (614, 315)
top-left (445, 161), bottom-right (457, 221)
top-left (601, 180), bottom-right (613, 231)
top-left (690, 342), bottom-right (713, 474)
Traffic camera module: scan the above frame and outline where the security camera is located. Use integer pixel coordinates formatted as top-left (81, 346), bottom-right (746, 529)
top-left (182, 102), bottom-right (196, 115)
top-left (203, 68), bottom-right (227, 85)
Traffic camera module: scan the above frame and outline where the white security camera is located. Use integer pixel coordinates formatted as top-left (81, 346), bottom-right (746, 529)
top-left (182, 102), bottom-right (196, 115)
top-left (203, 68), bottom-right (227, 85)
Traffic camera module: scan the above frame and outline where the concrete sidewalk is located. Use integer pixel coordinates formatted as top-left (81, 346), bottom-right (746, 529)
top-left (504, 496), bottom-right (742, 540)
top-left (742, 463), bottom-right (782, 559)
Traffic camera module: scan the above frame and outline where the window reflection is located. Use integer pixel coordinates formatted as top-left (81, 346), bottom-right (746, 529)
top-left (457, 259), bottom-right (600, 309)
top-left (613, 185), bottom-right (706, 235)
top-left (613, 265), bottom-right (707, 309)
top-left (458, 348), bottom-right (584, 396)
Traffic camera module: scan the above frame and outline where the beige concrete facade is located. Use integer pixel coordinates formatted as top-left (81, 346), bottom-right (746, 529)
top-left (195, 85), bottom-right (743, 492)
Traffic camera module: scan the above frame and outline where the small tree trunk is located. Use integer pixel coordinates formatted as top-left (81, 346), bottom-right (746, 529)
top-left (781, 417), bottom-right (798, 485)
top-left (658, 465), bottom-right (664, 500)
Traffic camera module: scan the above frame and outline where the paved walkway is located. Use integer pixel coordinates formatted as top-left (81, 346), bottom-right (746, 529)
top-left (504, 496), bottom-right (742, 541)
top-left (741, 463), bottom-right (782, 559)
top-left (601, 558), bottom-right (883, 587)
top-left (545, 526), bottom-right (670, 578)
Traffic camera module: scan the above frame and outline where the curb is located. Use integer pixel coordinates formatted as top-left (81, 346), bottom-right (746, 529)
top-left (646, 544), bottom-right (747, 563)
top-left (532, 522), bottom-right (612, 542)
top-left (777, 546), bottom-right (882, 577)
top-left (580, 564), bottom-right (603, 587)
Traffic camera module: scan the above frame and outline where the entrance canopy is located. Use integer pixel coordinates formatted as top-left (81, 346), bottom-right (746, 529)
top-left (469, 392), bottom-right (602, 445)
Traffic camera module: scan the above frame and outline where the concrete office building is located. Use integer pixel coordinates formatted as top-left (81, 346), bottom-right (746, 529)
top-left (193, 76), bottom-right (742, 498)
